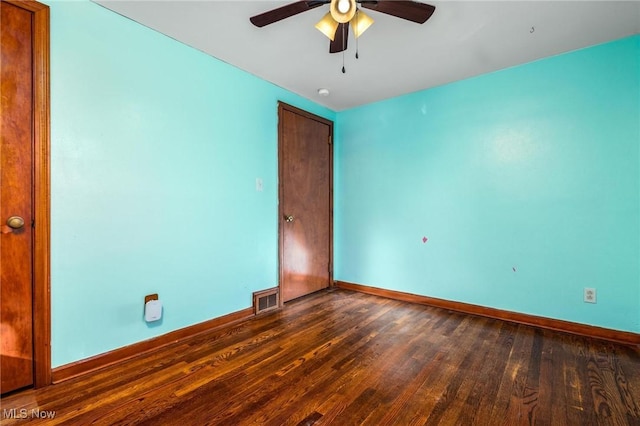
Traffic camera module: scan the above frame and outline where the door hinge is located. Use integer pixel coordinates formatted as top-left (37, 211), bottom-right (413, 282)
top-left (328, 134), bottom-right (332, 145)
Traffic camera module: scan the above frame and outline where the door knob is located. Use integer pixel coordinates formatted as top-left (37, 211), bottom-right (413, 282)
top-left (7, 216), bottom-right (25, 229)
top-left (284, 215), bottom-right (295, 223)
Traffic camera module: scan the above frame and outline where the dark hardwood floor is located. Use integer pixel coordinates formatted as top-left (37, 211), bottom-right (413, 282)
top-left (1, 289), bottom-right (639, 425)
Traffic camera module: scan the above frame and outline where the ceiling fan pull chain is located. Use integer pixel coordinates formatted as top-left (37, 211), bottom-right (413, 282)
top-left (355, 9), bottom-right (359, 59)
top-left (342, 23), bottom-right (346, 73)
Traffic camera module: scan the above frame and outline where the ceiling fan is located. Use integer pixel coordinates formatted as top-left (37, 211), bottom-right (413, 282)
top-left (250, 0), bottom-right (436, 54)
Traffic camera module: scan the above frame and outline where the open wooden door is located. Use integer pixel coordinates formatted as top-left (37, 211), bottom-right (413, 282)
top-left (0, 0), bottom-right (50, 394)
top-left (278, 103), bottom-right (333, 302)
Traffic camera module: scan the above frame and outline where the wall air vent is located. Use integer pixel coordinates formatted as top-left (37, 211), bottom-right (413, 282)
top-left (253, 287), bottom-right (280, 315)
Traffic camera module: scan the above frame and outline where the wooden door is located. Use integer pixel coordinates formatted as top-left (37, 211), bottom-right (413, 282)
top-left (278, 103), bottom-right (333, 302)
top-left (1, 0), bottom-right (50, 394)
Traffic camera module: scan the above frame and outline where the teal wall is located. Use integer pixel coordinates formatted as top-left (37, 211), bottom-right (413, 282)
top-left (48, 0), bottom-right (638, 368)
top-left (335, 35), bottom-right (640, 333)
top-left (49, 0), bottom-right (335, 367)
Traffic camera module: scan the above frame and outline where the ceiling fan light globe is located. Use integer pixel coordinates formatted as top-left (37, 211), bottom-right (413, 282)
top-left (315, 13), bottom-right (339, 41)
top-left (330, 0), bottom-right (356, 23)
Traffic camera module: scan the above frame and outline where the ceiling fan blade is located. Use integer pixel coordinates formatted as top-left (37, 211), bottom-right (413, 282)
top-left (361, 1), bottom-right (435, 24)
top-left (330, 22), bottom-right (349, 53)
top-left (250, 1), bottom-right (329, 28)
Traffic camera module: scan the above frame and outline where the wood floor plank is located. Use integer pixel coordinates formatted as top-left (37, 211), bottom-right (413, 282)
top-left (255, 304), bottom-right (406, 425)
top-left (1, 289), bottom-right (639, 426)
top-left (460, 320), bottom-right (515, 422)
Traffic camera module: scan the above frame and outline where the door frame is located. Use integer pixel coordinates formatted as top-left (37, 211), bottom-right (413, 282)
top-left (277, 102), bottom-right (333, 303)
top-left (3, 0), bottom-right (51, 388)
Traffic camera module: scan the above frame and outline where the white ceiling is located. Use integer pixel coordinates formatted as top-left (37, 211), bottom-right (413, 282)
top-left (94, 0), bottom-right (640, 111)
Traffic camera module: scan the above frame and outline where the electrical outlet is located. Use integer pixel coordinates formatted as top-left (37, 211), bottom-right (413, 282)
top-left (584, 287), bottom-right (596, 304)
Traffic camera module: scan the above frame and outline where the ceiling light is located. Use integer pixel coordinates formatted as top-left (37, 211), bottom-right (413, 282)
top-left (353, 10), bottom-right (374, 38)
top-left (315, 13), bottom-right (339, 41)
top-left (318, 88), bottom-right (330, 96)
top-left (330, 0), bottom-right (356, 23)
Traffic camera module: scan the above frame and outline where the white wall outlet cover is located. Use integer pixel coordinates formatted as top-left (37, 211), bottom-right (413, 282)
top-left (584, 288), bottom-right (597, 304)
top-left (144, 300), bottom-right (163, 322)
